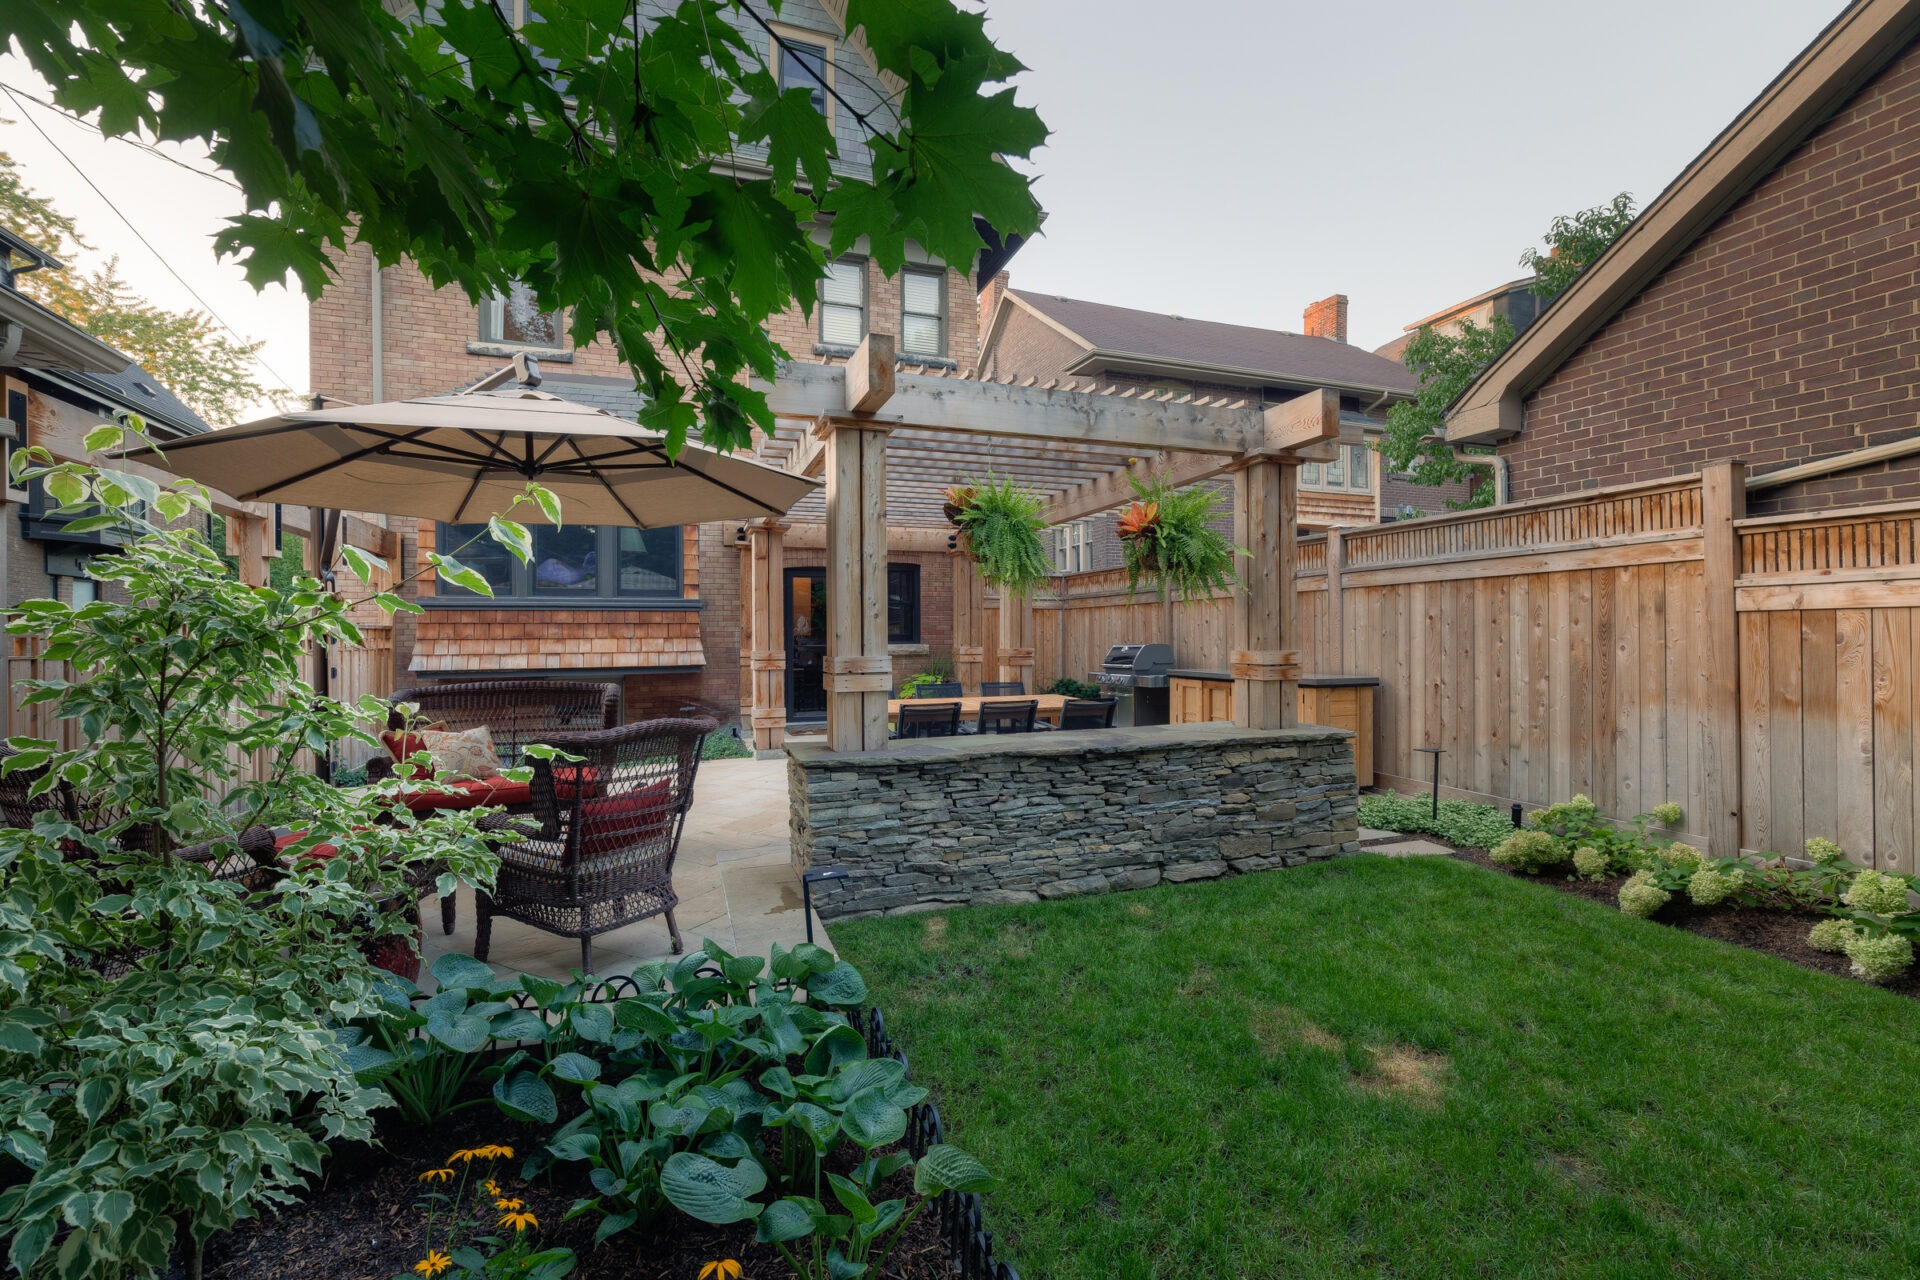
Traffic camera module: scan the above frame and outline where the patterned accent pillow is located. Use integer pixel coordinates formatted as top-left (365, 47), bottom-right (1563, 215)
top-left (418, 726), bottom-right (502, 780)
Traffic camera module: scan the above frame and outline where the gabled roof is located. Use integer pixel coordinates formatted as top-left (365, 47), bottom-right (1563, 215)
top-left (1448, 0), bottom-right (1920, 443)
top-left (1001, 290), bottom-right (1417, 400)
top-left (29, 361), bottom-right (211, 438)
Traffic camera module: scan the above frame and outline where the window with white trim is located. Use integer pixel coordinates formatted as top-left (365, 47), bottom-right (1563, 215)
top-left (819, 259), bottom-right (866, 348)
top-left (773, 28), bottom-right (833, 124)
top-left (1301, 443), bottom-right (1373, 493)
top-left (478, 281), bottom-right (566, 350)
top-left (1054, 519), bottom-right (1094, 574)
top-left (901, 269), bottom-right (945, 357)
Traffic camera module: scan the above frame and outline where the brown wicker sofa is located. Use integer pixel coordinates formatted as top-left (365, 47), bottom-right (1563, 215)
top-left (476, 715), bottom-right (714, 975)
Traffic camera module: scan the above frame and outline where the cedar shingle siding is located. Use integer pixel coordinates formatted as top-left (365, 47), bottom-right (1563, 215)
top-left (1508, 37), bottom-right (1920, 515)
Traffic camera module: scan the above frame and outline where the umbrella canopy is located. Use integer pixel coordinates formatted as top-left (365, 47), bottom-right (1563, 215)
top-left (124, 386), bottom-right (819, 527)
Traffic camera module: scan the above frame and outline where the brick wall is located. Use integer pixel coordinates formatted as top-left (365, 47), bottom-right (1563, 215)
top-left (1507, 37), bottom-right (1920, 515)
top-left (310, 238), bottom-right (983, 726)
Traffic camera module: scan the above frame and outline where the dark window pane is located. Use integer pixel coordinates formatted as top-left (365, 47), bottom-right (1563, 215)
top-left (532, 524), bottom-right (600, 596)
top-left (614, 527), bottom-right (683, 598)
top-left (439, 523), bottom-right (518, 596)
top-left (887, 564), bottom-right (920, 643)
top-left (780, 40), bottom-right (828, 114)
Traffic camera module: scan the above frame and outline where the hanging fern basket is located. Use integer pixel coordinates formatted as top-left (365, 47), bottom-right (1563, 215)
top-left (945, 478), bottom-right (1050, 597)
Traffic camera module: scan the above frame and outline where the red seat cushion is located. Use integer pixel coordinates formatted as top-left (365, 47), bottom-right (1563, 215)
top-left (399, 777), bottom-right (533, 813)
top-left (553, 764), bottom-right (603, 800)
top-left (276, 830), bottom-right (340, 862)
top-left (580, 781), bottom-right (676, 855)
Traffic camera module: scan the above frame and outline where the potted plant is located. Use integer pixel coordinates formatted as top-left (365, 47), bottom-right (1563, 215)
top-left (946, 477), bottom-right (1051, 596)
top-left (1116, 473), bottom-right (1243, 600)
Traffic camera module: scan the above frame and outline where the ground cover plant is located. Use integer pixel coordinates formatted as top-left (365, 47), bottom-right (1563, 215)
top-left (833, 858), bottom-right (1920, 1280)
top-left (1356, 791), bottom-right (1513, 848)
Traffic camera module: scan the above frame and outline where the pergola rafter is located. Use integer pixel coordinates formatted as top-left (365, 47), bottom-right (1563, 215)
top-left (740, 336), bottom-right (1336, 753)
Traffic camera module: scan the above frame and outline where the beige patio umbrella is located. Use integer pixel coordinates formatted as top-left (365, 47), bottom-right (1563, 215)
top-left (124, 384), bottom-right (819, 527)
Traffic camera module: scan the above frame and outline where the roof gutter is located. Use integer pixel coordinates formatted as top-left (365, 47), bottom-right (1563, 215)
top-left (0, 289), bottom-right (126, 374)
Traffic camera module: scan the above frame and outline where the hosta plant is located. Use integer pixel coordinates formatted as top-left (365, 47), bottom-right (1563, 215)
top-left (1116, 473), bottom-right (1241, 602)
top-left (755, 1144), bottom-right (996, 1280)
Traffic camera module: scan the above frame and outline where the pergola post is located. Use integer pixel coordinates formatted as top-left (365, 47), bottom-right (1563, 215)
top-left (951, 548), bottom-right (986, 695)
top-left (997, 586), bottom-right (1036, 691)
top-left (822, 419), bottom-right (892, 751)
top-left (1232, 457), bottom-right (1302, 729)
top-left (746, 520), bottom-right (789, 751)
top-left (737, 536), bottom-right (755, 737)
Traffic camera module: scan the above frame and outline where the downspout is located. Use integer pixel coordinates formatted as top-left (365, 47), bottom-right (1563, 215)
top-left (1451, 449), bottom-right (1510, 505)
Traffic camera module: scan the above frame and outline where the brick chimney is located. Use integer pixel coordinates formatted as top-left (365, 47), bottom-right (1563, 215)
top-left (1303, 294), bottom-right (1348, 343)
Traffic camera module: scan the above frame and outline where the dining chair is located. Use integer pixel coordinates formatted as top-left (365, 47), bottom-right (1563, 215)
top-left (971, 700), bottom-right (1038, 735)
top-left (1057, 698), bottom-right (1119, 730)
top-left (909, 682), bottom-right (964, 699)
top-left (894, 701), bottom-right (963, 740)
top-left (979, 681), bottom-right (1026, 696)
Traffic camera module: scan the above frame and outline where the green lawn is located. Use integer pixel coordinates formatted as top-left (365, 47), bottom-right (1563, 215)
top-left (831, 856), bottom-right (1920, 1280)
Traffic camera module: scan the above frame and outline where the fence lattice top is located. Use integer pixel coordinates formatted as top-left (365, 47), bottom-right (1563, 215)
top-left (1341, 478), bottom-right (1703, 569)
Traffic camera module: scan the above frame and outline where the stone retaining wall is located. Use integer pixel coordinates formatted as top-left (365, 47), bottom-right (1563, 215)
top-left (787, 723), bottom-right (1358, 920)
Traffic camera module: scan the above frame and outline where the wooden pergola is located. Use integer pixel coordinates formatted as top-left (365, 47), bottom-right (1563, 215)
top-left (740, 335), bottom-right (1342, 753)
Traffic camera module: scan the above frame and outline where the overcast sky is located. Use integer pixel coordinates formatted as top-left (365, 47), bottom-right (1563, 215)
top-left (0, 0), bottom-right (1846, 421)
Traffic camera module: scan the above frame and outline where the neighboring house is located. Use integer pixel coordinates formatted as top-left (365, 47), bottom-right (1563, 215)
top-left (307, 0), bottom-right (1022, 725)
top-left (1448, 0), bottom-right (1920, 515)
top-left (974, 286), bottom-right (1418, 571)
top-left (1370, 278), bottom-right (1548, 517)
top-left (0, 228), bottom-right (211, 612)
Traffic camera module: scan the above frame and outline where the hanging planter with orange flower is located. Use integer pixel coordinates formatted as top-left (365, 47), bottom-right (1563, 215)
top-left (1117, 473), bottom-right (1244, 600)
top-left (945, 476), bottom-right (1051, 596)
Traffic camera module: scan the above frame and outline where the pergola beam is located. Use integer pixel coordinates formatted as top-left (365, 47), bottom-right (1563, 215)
top-left (1039, 451), bottom-right (1230, 525)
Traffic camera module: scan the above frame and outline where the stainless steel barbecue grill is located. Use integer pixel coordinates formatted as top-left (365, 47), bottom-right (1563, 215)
top-left (1090, 642), bottom-right (1174, 727)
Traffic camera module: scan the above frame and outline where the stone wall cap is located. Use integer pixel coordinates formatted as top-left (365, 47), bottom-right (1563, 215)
top-left (785, 721), bottom-right (1352, 766)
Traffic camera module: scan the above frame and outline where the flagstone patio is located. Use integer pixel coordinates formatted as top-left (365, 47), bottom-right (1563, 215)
top-left (420, 755), bottom-right (824, 983)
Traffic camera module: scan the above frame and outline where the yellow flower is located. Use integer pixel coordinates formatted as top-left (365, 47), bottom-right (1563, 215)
top-left (448, 1148), bottom-right (485, 1164)
top-left (699, 1261), bottom-right (743, 1280)
top-left (498, 1209), bottom-right (539, 1232)
top-left (494, 1197), bottom-right (525, 1210)
top-left (413, 1252), bottom-right (452, 1278)
top-left (417, 1168), bottom-right (454, 1184)
top-left (483, 1179), bottom-right (502, 1195)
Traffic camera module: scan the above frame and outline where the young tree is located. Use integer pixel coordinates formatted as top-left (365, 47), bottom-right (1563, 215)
top-left (2, 1), bottom-right (1049, 456)
top-left (1377, 192), bottom-right (1639, 507)
top-left (0, 149), bottom-right (272, 424)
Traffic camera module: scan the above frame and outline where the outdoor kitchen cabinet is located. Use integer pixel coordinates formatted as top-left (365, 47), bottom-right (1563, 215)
top-left (1168, 671), bottom-right (1377, 786)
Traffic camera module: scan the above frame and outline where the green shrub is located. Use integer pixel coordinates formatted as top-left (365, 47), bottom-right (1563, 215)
top-left (1842, 931), bottom-right (1914, 983)
top-left (1357, 792), bottom-right (1514, 849)
top-left (1808, 919), bottom-right (1856, 954)
top-left (1571, 846), bottom-right (1610, 881)
top-left (1618, 871), bottom-right (1672, 919)
top-left (1687, 865), bottom-right (1740, 907)
top-left (1650, 801), bottom-right (1685, 827)
top-left (1490, 830), bottom-right (1564, 874)
top-left (1842, 869), bottom-right (1913, 916)
top-left (702, 730), bottom-right (753, 760)
top-left (1046, 677), bottom-right (1101, 701)
top-left (1662, 843), bottom-right (1705, 872)
top-left (1805, 837), bottom-right (1846, 866)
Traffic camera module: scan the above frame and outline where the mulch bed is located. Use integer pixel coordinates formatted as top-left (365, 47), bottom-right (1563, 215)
top-left (1428, 839), bottom-right (1920, 1001)
top-left (201, 1092), bottom-right (955, 1280)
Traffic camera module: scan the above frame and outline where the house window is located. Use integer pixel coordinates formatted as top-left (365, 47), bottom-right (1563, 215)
top-left (1301, 443), bottom-right (1373, 493)
top-left (478, 281), bottom-right (566, 350)
top-left (901, 269), bottom-right (945, 357)
top-left (435, 523), bottom-right (684, 602)
top-left (887, 564), bottom-right (920, 644)
top-left (819, 259), bottom-right (865, 348)
top-left (773, 28), bottom-right (833, 122)
top-left (1054, 519), bottom-right (1094, 574)
top-left (5, 386), bottom-right (26, 501)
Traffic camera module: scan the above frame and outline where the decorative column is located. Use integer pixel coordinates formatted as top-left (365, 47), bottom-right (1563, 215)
top-left (951, 548), bottom-right (986, 695)
top-left (821, 419), bottom-right (892, 752)
top-left (997, 586), bottom-right (1036, 691)
top-left (746, 520), bottom-right (789, 751)
top-left (737, 536), bottom-right (755, 738)
top-left (1231, 456), bottom-right (1302, 729)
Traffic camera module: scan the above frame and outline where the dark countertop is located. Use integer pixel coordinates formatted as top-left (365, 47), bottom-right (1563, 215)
top-left (1168, 669), bottom-right (1381, 688)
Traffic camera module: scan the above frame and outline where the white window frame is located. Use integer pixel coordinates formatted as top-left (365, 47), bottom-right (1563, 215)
top-left (1054, 519), bottom-right (1094, 574)
top-left (476, 282), bottom-right (569, 353)
top-left (900, 267), bottom-right (946, 358)
top-left (1302, 443), bottom-right (1373, 494)
top-left (819, 258), bottom-right (866, 349)
top-left (770, 23), bottom-right (835, 130)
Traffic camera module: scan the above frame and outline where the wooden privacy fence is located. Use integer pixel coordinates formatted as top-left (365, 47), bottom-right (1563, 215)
top-left (1026, 463), bottom-right (1920, 869)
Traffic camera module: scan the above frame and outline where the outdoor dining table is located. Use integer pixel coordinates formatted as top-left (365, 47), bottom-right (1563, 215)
top-left (884, 694), bottom-right (1071, 727)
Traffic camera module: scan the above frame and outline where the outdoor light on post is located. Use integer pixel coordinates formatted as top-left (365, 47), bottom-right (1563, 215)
top-left (800, 866), bottom-right (848, 945)
top-left (1414, 746), bottom-right (1445, 820)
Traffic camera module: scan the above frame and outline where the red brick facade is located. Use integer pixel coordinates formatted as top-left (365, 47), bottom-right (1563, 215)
top-left (1505, 38), bottom-right (1920, 515)
top-left (308, 242), bottom-right (980, 725)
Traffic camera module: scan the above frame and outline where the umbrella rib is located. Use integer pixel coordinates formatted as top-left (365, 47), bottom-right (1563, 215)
top-left (565, 437), bottom-right (649, 528)
top-left (242, 426), bottom-right (446, 500)
top-left (451, 467), bottom-right (489, 525)
top-left (648, 451), bottom-right (792, 518)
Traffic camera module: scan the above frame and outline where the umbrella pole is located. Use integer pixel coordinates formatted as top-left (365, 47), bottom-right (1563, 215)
top-left (311, 504), bottom-right (341, 785)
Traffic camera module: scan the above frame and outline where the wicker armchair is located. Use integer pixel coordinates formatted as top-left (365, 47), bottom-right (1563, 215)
top-left (374, 680), bottom-right (622, 780)
top-left (476, 715), bottom-right (714, 975)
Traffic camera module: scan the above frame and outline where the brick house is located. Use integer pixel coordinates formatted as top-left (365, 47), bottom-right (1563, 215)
top-left (1448, 0), bottom-right (1920, 516)
top-left (974, 286), bottom-right (1418, 571)
top-left (307, 0), bottom-right (1019, 727)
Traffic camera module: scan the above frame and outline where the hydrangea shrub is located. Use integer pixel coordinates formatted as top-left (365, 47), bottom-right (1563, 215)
top-left (1842, 869), bottom-right (1913, 916)
top-left (1571, 846), bottom-right (1609, 882)
top-left (1618, 871), bottom-right (1671, 919)
top-left (1842, 931), bottom-right (1914, 983)
top-left (1807, 919), bottom-right (1856, 954)
top-left (1490, 830), bottom-right (1563, 874)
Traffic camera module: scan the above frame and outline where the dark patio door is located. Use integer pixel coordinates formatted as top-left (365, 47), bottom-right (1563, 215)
top-left (785, 567), bottom-right (828, 721)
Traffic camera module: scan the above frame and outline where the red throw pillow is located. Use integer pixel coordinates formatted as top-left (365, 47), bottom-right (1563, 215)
top-left (553, 765), bottom-right (603, 800)
top-left (380, 730), bottom-right (434, 781)
top-left (579, 781), bottom-right (675, 855)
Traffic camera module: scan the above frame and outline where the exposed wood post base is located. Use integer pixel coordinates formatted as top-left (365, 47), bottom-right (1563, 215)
top-left (746, 520), bottom-right (788, 751)
top-left (1233, 456), bottom-right (1302, 729)
top-left (997, 586), bottom-right (1036, 691)
top-left (951, 548), bottom-right (986, 695)
top-left (823, 419), bottom-right (892, 752)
